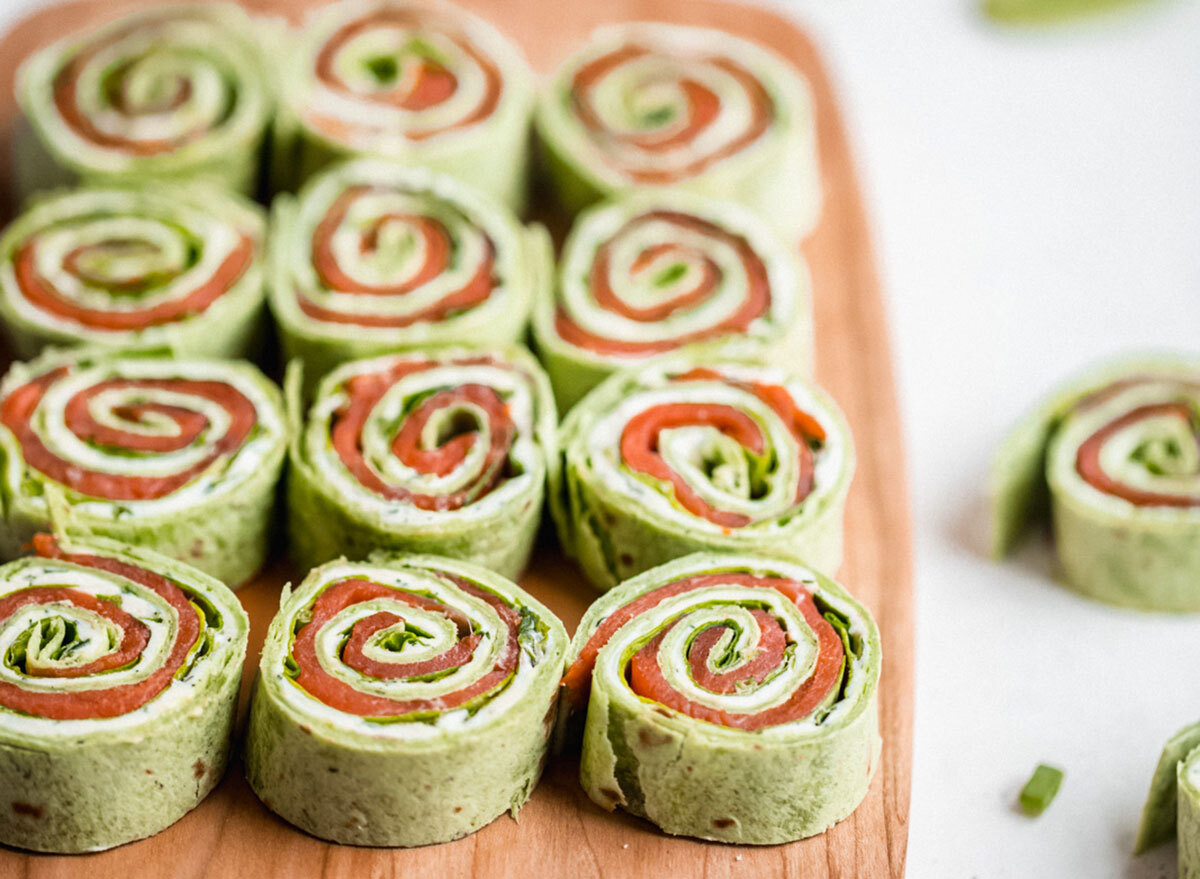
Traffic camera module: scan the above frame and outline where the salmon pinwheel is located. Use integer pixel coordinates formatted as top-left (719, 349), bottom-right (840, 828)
top-left (0, 185), bottom-right (266, 360)
top-left (0, 534), bottom-right (248, 853)
top-left (1182, 752), bottom-right (1200, 877)
top-left (245, 552), bottom-right (567, 846)
top-left (536, 23), bottom-right (821, 238)
top-left (1135, 719), bottom-right (1200, 863)
top-left (532, 189), bottom-right (812, 410)
top-left (992, 355), bottom-right (1200, 611)
top-left (0, 348), bottom-right (287, 587)
top-left (279, 0), bottom-right (534, 209)
top-left (553, 353), bottom-right (853, 591)
top-left (287, 345), bottom-right (555, 578)
top-left (562, 552), bottom-right (880, 843)
top-left (269, 158), bottom-right (548, 389)
top-left (15, 3), bottom-right (273, 198)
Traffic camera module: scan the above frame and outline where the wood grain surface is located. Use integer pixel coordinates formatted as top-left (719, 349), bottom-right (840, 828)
top-left (0, 0), bottom-right (914, 876)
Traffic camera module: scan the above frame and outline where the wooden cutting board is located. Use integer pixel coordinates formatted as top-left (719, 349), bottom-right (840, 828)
top-left (0, 0), bottom-right (914, 876)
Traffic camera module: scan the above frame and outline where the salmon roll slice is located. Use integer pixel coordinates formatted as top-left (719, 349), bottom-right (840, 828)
top-left (562, 552), bottom-right (880, 843)
top-left (1183, 750), bottom-right (1200, 878)
top-left (269, 158), bottom-right (549, 392)
top-left (15, 3), bottom-right (274, 198)
top-left (0, 533), bottom-right (248, 853)
top-left (287, 345), bottom-right (555, 579)
top-left (1135, 720), bottom-right (1200, 859)
top-left (0, 185), bottom-right (265, 360)
top-left (532, 189), bottom-right (812, 411)
top-left (991, 354), bottom-right (1200, 611)
top-left (1134, 719), bottom-right (1200, 879)
top-left (0, 348), bottom-right (287, 587)
top-left (245, 552), bottom-right (567, 846)
top-left (536, 23), bottom-right (821, 239)
top-left (278, 0), bottom-right (534, 210)
top-left (553, 352), bottom-right (853, 592)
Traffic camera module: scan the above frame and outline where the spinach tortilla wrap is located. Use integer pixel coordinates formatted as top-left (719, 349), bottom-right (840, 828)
top-left (287, 345), bottom-right (555, 579)
top-left (561, 552), bottom-right (880, 844)
top-left (536, 23), bottom-right (821, 239)
top-left (531, 189), bottom-right (813, 411)
top-left (277, 0), bottom-right (534, 210)
top-left (15, 3), bottom-right (274, 198)
top-left (0, 348), bottom-right (287, 588)
top-left (553, 352), bottom-right (853, 591)
top-left (1135, 720), bottom-right (1200, 856)
top-left (244, 552), bottom-right (567, 846)
top-left (268, 158), bottom-right (548, 392)
top-left (1135, 720), bottom-right (1200, 878)
top-left (0, 533), bottom-right (248, 853)
top-left (991, 354), bottom-right (1200, 611)
top-left (0, 184), bottom-right (266, 360)
top-left (1183, 749), bottom-right (1200, 878)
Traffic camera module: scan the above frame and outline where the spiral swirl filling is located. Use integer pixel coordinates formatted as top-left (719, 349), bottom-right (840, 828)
top-left (1070, 378), bottom-right (1200, 507)
top-left (8, 197), bottom-right (254, 331)
top-left (569, 42), bottom-right (773, 184)
top-left (0, 360), bottom-right (276, 514)
top-left (555, 210), bottom-right (771, 356)
top-left (299, 183), bottom-right (497, 328)
top-left (306, 6), bottom-right (502, 144)
top-left (586, 366), bottom-right (833, 530)
top-left (0, 535), bottom-right (218, 721)
top-left (308, 354), bottom-right (541, 516)
top-left (283, 568), bottom-right (537, 721)
top-left (49, 12), bottom-right (250, 156)
top-left (564, 571), bottom-right (855, 730)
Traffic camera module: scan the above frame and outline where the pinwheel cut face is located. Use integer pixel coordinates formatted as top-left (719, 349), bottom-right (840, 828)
top-left (0, 358), bottom-right (285, 519)
top-left (286, 166), bottom-right (521, 334)
top-left (1187, 750), bottom-right (1200, 793)
top-left (35, 8), bottom-right (266, 165)
top-left (566, 37), bottom-right (776, 185)
top-left (272, 561), bottom-right (555, 739)
top-left (303, 4), bottom-right (506, 147)
top-left (555, 208), bottom-right (789, 358)
top-left (584, 363), bottom-right (845, 533)
top-left (306, 354), bottom-right (544, 522)
top-left (564, 563), bottom-right (875, 733)
top-left (1, 191), bottom-right (258, 336)
top-left (1055, 376), bottom-right (1200, 510)
top-left (0, 536), bottom-right (239, 735)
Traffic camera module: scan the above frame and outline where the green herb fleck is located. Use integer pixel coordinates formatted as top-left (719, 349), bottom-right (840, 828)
top-left (652, 263), bottom-right (688, 288)
top-left (365, 55), bottom-right (398, 83)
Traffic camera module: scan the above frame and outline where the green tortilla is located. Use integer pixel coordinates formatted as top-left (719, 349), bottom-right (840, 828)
top-left (563, 552), bottom-right (880, 843)
top-left (244, 552), bottom-right (567, 846)
top-left (0, 184), bottom-right (266, 360)
top-left (531, 189), bottom-right (813, 412)
top-left (274, 0), bottom-right (534, 210)
top-left (268, 158), bottom-right (549, 395)
top-left (0, 347), bottom-right (287, 588)
top-left (15, 3), bottom-right (274, 199)
top-left (1136, 720), bottom-right (1200, 854)
top-left (0, 534), bottom-right (248, 853)
top-left (554, 351), bottom-right (853, 591)
top-left (991, 354), bottom-right (1200, 610)
top-left (536, 22), bottom-right (821, 240)
top-left (286, 344), bottom-right (556, 579)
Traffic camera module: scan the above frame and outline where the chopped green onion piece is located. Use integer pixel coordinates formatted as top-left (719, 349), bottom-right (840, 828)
top-left (1019, 764), bottom-right (1064, 816)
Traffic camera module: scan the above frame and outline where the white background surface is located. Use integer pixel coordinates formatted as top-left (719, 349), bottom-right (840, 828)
top-left (1, 0), bottom-right (1199, 875)
top-left (778, 2), bottom-right (1200, 877)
